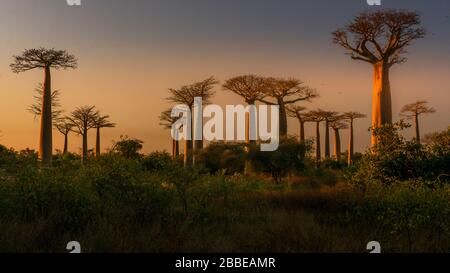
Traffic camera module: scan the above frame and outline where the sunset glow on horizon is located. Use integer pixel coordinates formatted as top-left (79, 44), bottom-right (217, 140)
top-left (1, 0), bottom-right (449, 154)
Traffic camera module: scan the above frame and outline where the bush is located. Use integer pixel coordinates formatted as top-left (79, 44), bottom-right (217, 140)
top-left (195, 142), bottom-right (246, 175)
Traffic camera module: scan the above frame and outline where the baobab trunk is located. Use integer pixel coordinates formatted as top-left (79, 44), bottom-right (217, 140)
top-left (299, 121), bottom-right (305, 144)
top-left (371, 61), bottom-right (392, 146)
top-left (63, 134), bottom-right (68, 154)
top-left (95, 127), bottom-right (101, 156)
top-left (333, 128), bottom-right (341, 161)
top-left (82, 129), bottom-right (88, 163)
top-left (244, 104), bottom-right (257, 175)
top-left (348, 120), bottom-right (354, 166)
top-left (40, 66), bottom-right (53, 164)
top-left (315, 121), bottom-right (321, 162)
top-left (324, 120), bottom-right (330, 158)
top-left (184, 111), bottom-right (194, 167)
top-left (278, 99), bottom-right (288, 137)
top-left (414, 114), bottom-right (420, 143)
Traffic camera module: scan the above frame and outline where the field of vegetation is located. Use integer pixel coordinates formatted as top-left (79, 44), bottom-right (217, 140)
top-left (0, 125), bottom-right (448, 253)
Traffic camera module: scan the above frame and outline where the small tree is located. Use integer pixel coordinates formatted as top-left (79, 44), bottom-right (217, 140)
top-left (111, 135), bottom-right (144, 159)
top-left (54, 118), bottom-right (74, 154)
top-left (93, 114), bottom-right (116, 156)
top-left (400, 100), bottom-right (436, 143)
top-left (259, 78), bottom-right (318, 137)
top-left (343, 112), bottom-right (367, 165)
top-left (67, 106), bottom-right (99, 162)
top-left (332, 10), bottom-right (425, 146)
top-left (28, 83), bottom-right (63, 122)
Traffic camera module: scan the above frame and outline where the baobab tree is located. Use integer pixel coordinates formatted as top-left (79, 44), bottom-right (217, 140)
top-left (304, 110), bottom-right (326, 162)
top-left (332, 10), bottom-right (426, 146)
top-left (93, 114), bottom-right (116, 156)
top-left (159, 109), bottom-right (182, 159)
top-left (55, 118), bottom-right (74, 154)
top-left (330, 120), bottom-right (348, 162)
top-left (223, 75), bottom-right (268, 145)
top-left (317, 110), bottom-right (340, 158)
top-left (259, 78), bottom-right (318, 137)
top-left (28, 83), bottom-right (63, 122)
top-left (286, 105), bottom-right (308, 143)
top-left (343, 111), bottom-right (367, 165)
top-left (400, 100), bottom-right (436, 143)
top-left (167, 77), bottom-right (218, 167)
top-left (67, 106), bottom-right (99, 162)
top-left (11, 48), bottom-right (77, 164)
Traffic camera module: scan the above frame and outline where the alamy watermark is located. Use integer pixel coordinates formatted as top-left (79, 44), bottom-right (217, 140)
top-left (170, 97), bottom-right (280, 152)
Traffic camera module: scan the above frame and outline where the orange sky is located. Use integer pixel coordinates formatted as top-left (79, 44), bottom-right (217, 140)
top-left (0, 1), bottom-right (449, 154)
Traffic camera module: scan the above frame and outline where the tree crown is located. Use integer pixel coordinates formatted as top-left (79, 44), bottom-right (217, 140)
top-left (11, 48), bottom-right (77, 73)
top-left (222, 75), bottom-right (268, 104)
top-left (400, 100), bottom-right (436, 118)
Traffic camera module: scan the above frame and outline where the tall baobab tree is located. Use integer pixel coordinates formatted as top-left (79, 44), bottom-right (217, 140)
top-left (67, 106), bottom-right (99, 162)
top-left (286, 105), bottom-right (308, 143)
top-left (93, 114), bottom-right (116, 156)
top-left (259, 78), bottom-right (318, 137)
top-left (400, 100), bottom-right (436, 143)
top-left (343, 111), bottom-right (367, 165)
top-left (304, 111), bottom-right (326, 162)
top-left (159, 109), bottom-right (182, 159)
top-left (223, 75), bottom-right (268, 145)
top-left (167, 77), bottom-right (218, 167)
top-left (332, 10), bottom-right (425, 146)
top-left (11, 48), bottom-right (77, 164)
top-left (28, 83), bottom-right (63, 122)
top-left (55, 118), bottom-right (74, 155)
top-left (318, 110), bottom-right (339, 158)
top-left (330, 120), bottom-right (348, 162)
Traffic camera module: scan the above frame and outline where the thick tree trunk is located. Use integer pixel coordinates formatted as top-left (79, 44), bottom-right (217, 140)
top-left (315, 121), bottom-right (321, 162)
top-left (299, 121), bottom-right (305, 144)
top-left (244, 102), bottom-right (257, 175)
top-left (63, 134), bottom-right (68, 154)
top-left (175, 140), bottom-right (180, 157)
top-left (82, 129), bottom-right (88, 163)
top-left (371, 61), bottom-right (392, 146)
top-left (40, 66), bottom-right (53, 165)
top-left (172, 139), bottom-right (177, 159)
top-left (414, 114), bottom-right (420, 143)
top-left (278, 99), bottom-right (288, 137)
top-left (334, 128), bottom-right (341, 161)
top-left (95, 127), bottom-right (101, 156)
top-left (348, 119), bottom-right (354, 166)
top-left (324, 120), bottom-right (330, 158)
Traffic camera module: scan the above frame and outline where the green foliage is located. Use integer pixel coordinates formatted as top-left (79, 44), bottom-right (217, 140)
top-left (110, 135), bottom-right (144, 158)
top-left (195, 142), bottom-right (246, 175)
top-left (249, 137), bottom-right (310, 183)
top-left (141, 151), bottom-right (174, 172)
top-left (350, 122), bottom-right (450, 186)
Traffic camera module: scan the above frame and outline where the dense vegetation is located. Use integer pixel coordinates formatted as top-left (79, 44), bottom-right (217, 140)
top-left (0, 125), bottom-right (448, 253)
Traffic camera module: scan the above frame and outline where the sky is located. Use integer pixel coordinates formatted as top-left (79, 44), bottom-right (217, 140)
top-left (0, 0), bottom-right (449, 154)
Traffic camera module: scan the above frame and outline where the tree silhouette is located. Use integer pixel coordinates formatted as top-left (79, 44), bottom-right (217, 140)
top-left (223, 75), bottom-right (268, 145)
top-left (332, 10), bottom-right (425, 146)
top-left (400, 100), bottom-right (436, 143)
top-left (111, 135), bottom-right (143, 159)
top-left (67, 106), bottom-right (99, 162)
top-left (11, 48), bottom-right (77, 164)
top-left (330, 120), bottom-right (348, 162)
top-left (343, 111), bottom-right (367, 165)
top-left (304, 110), bottom-right (326, 162)
top-left (259, 78), bottom-right (318, 137)
top-left (28, 83), bottom-right (63, 121)
top-left (317, 110), bottom-right (340, 158)
top-left (167, 77), bottom-right (218, 167)
top-left (286, 105), bottom-right (308, 143)
top-left (55, 118), bottom-right (75, 154)
top-left (93, 114), bottom-right (116, 156)
top-left (159, 109), bottom-right (182, 159)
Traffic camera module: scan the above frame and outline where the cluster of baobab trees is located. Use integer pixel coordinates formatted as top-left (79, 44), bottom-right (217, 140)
top-left (11, 48), bottom-right (115, 164)
top-left (9, 9), bottom-right (434, 168)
